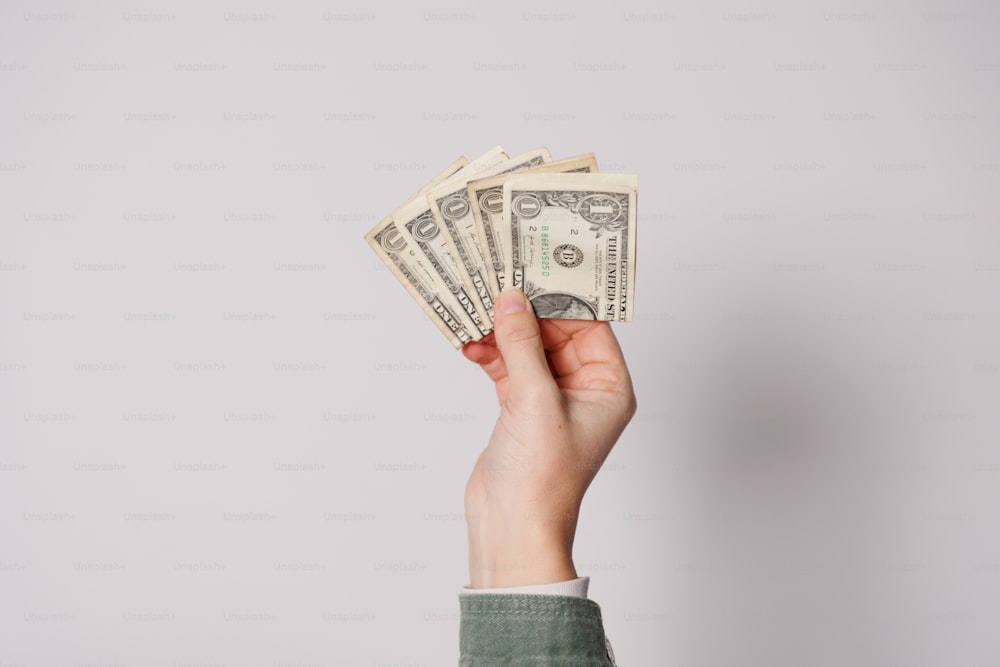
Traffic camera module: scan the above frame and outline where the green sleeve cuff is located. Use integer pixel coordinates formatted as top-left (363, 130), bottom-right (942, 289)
top-left (459, 593), bottom-right (614, 666)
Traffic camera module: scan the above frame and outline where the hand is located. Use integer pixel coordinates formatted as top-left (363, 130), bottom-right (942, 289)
top-left (461, 289), bottom-right (637, 588)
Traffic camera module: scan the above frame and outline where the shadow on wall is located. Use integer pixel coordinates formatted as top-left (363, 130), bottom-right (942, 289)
top-left (657, 284), bottom-right (929, 665)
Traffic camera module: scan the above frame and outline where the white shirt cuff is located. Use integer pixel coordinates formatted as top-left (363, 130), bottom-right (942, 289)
top-left (460, 576), bottom-right (589, 598)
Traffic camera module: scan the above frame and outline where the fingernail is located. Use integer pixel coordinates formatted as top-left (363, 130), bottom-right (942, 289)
top-left (498, 289), bottom-right (526, 314)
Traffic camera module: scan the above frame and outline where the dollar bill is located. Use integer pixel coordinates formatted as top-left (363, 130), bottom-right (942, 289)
top-left (363, 157), bottom-right (483, 348)
top-left (392, 197), bottom-right (493, 337)
top-left (365, 216), bottom-right (482, 348)
top-left (469, 154), bottom-right (598, 295)
top-left (389, 147), bottom-right (510, 336)
top-left (503, 172), bottom-right (637, 321)
top-left (427, 148), bottom-right (551, 321)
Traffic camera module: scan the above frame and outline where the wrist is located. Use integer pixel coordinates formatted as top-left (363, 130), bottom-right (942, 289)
top-left (466, 507), bottom-right (579, 588)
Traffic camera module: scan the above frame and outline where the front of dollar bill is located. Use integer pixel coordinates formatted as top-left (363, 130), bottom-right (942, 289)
top-left (471, 153), bottom-right (598, 296)
top-left (365, 216), bottom-right (483, 348)
top-left (503, 173), bottom-right (637, 322)
top-left (362, 156), bottom-right (484, 348)
top-left (393, 198), bottom-right (493, 337)
top-left (427, 148), bottom-right (551, 322)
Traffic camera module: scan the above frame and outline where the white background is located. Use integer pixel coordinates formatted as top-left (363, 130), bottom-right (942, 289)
top-left (1, 1), bottom-right (998, 664)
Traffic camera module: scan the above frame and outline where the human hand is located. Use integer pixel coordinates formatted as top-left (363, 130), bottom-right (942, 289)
top-left (461, 289), bottom-right (637, 588)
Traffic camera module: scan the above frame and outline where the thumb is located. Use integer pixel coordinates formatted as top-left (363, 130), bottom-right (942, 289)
top-left (493, 289), bottom-right (556, 401)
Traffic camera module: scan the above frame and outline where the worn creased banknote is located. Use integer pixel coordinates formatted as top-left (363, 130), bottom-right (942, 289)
top-left (390, 147), bottom-right (510, 337)
top-left (365, 158), bottom-right (481, 348)
top-left (428, 148), bottom-right (552, 321)
top-left (469, 153), bottom-right (599, 296)
top-left (505, 172), bottom-right (637, 322)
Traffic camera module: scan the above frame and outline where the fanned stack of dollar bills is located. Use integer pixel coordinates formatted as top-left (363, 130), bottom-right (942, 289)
top-left (365, 146), bottom-right (637, 348)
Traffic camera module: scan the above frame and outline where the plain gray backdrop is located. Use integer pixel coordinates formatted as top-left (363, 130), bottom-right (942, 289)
top-left (1, 1), bottom-right (998, 665)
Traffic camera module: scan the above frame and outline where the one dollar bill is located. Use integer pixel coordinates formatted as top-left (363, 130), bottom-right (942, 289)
top-left (363, 157), bottom-right (483, 348)
top-left (470, 153), bottom-right (598, 296)
top-left (389, 147), bottom-right (510, 338)
top-left (365, 216), bottom-right (483, 348)
top-left (428, 148), bottom-right (551, 321)
top-left (503, 172), bottom-right (637, 321)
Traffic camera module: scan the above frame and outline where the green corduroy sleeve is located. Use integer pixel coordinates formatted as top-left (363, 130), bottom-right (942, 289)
top-left (459, 593), bottom-right (615, 666)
